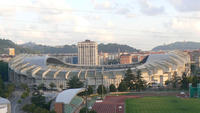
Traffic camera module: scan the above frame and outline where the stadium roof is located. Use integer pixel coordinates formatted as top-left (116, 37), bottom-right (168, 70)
top-left (0, 97), bottom-right (10, 104)
top-left (55, 88), bottom-right (85, 104)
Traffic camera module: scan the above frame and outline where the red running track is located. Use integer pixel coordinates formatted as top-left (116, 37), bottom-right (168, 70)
top-left (92, 95), bottom-right (139, 113)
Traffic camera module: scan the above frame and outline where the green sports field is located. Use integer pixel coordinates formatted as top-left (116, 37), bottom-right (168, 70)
top-left (126, 96), bottom-right (200, 113)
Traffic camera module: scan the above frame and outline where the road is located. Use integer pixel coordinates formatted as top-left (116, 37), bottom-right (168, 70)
top-left (9, 90), bottom-right (30, 113)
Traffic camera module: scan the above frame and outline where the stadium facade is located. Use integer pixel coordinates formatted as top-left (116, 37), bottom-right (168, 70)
top-left (8, 51), bottom-right (190, 89)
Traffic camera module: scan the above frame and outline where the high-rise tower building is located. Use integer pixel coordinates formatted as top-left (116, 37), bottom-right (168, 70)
top-left (78, 40), bottom-right (98, 66)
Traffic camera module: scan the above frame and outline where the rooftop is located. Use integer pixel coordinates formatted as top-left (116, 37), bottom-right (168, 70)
top-left (55, 88), bottom-right (85, 104)
top-left (0, 97), bottom-right (10, 105)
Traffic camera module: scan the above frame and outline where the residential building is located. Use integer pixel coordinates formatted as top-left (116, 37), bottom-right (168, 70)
top-left (9, 48), bottom-right (15, 56)
top-left (78, 40), bottom-right (98, 66)
top-left (120, 54), bottom-right (132, 64)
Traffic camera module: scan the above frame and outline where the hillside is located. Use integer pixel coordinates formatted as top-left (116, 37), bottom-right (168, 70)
top-left (152, 41), bottom-right (200, 51)
top-left (21, 42), bottom-right (139, 53)
top-left (98, 43), bottom-right (139, 53)
top-left (0, 39), bottom-right (36, 54)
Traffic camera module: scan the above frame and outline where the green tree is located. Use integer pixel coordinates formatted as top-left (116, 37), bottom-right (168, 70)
top-left (180, 72), bottom-right (189, 90)
top-left (192, 75), bottom-right (200, 87)
top-left (21, 83), bottom-right (28, 90)
top-left (38, 83), bottom-right (45, 90)
top-left (22, 104), bottom-right (36, 113)
top-left (31, 95), bottom-right (46, 108)
top-left (59, 84), bottom-right (63, 89)
top-left (79, 107), bottom-right (97, 113)
top-left (118, 81), bottom-right (128, 92)
top-left (0, 75), bottom-right (4, 97)
top-left (80, 107), bottom-right (88, 113)
top-left (89, 110), bottom-right (97, 113)
top-left (109, 84), bottom-right (117, 92)
top-left (0, 61), bottom-right (8, 81)
top-left (97, 85), bottom-right (107, 95)
top-left (33, 107), bottom-right (49, 113)
top-left (49, 82), bottom-right (56, 90)
top-left (21, 91), bottom-right (29, 99)
top-left (123, 68), bottom-right (136, 90)
top-left (171, 71), bottom-right (181, 88)
top-left (87, 86), bottom-right (93, 95)
top-left (135, 70), bottom-right (146, 91)
top-left (67, 76), bottom-right (84, 89)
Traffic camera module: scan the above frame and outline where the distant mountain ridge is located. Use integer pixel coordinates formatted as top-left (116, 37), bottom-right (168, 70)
top-left (0, 39), bottom-right (36, 54)
top-left (152, 41), bottom-right (200, 51)
top-left (21, 42), bottom-right (139, 54)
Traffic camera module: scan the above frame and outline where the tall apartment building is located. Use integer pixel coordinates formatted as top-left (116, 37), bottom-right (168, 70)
top-left (78, 40), bottom-right (98, 66)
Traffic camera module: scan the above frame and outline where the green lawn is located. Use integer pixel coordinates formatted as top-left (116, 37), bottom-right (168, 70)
top-left (126, 96), bottom-right (200, 113)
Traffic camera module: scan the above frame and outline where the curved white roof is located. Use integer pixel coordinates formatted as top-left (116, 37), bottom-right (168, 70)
top-left (55, 88), bottom-right (85, 104)
top-left (0, 97), bottom-right (10, 105)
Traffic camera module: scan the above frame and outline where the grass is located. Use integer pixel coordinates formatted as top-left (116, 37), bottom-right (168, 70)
top-left (126, 96), bottom-right (200, 113)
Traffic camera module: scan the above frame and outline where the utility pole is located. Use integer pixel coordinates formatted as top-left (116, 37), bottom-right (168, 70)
top-left (101, 67), bottom-right (104, 99)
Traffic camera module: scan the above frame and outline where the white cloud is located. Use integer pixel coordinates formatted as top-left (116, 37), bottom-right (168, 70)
top-left (169, 0), bottom-right (200, 12)
top-left (139, 0), bottom-right (165, 16)
top-left (91, 0), bottom-right (114, 10)
top-left (116, 8), bottom-right (130, 15)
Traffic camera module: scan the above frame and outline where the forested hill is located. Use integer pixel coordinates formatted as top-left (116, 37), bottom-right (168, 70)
top-left (0, 39), bottom-right (36, 54)
top-left (98, 43), bottom-right (139, 53)
top-left (21, 42), bottom-right (139, 54)
top-left (152, 42), bottom-right (200, 51)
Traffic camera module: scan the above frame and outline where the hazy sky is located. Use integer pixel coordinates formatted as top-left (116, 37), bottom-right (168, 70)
top-left (0, 0), bottom-right (200, 50)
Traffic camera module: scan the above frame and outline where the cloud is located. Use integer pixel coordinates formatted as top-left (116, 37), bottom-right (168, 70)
top-left (91, 0), bottom-right (115, 10)
top-left (116, 8), bottom-right (130, 15)
top-left (139, 0), bottom-right (165, 16)
top-left (169, 0), bottom-right (200, 12)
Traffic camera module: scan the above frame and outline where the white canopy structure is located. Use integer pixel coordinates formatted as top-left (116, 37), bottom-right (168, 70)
top-left (55, 88), bottom-right (85, 104)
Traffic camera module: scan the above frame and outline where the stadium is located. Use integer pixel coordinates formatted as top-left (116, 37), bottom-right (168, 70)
top-left (8, 51), bottom-right (190, 89)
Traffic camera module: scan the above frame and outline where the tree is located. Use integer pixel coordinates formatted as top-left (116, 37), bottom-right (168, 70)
top-left (79, 107), bottom-right (97, 113)
top-left (67, 76), bottom-right (84, 89)
top-left (135, 70), bottom-right (146, 91)
top-left (123, 68), bottom-right (136, 90)
top-left (31, 95), bottom-right (46, 108)
top-left (180, 72), bottom-right (189, 90)
top-left (89, 110), bottom-right (97, 113)
top-left (171, 71), bottom-right (181, 88)
top-left (38, 83), bottom-right (45, 90)
top-left (97, 85), bottom-right (107, 95)
top-left (49, 82), bottom-right (56, 90)
top-left (22, 104), bottom-right (36, 113)
top-left (79, 107), bottom-right (88, 113)
top-left (59, 84), bottom-right (63, 89)
top-left (21, 83), bottom-right (28, 90)
top-left (109, 84), bottom-right (117, 92)
top-left (0, 61), bottom-right (8, 81)
top-left (118, 81), bottom-right (128, 92)
top-left (192, 75), bottom-right (200, 87)
top-left (0, 75), bottom-right (4, 97)
top-left (87, 86), bottom-right (93, 95)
